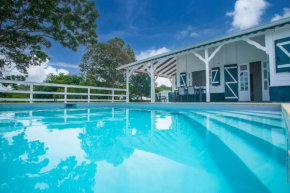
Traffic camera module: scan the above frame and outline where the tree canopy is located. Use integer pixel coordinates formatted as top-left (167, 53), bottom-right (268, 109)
top-left (0, 0), bottom-right (99, 77)
top-left (130, 74), bottom-right (150, 101)
top-left (156, 84), bottom-right (172, 93)
top-left (79, 38), bottom-right (135, 88)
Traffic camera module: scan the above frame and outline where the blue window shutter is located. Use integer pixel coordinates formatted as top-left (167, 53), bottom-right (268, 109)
top-left (180, 72), bottom-right (187, 87)
top-left (275, 37), bottom-right (290, 73)
top-left (212, 67), bottom-right (220, 86)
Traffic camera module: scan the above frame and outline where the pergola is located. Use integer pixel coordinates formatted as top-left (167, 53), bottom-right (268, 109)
top-left (116, 17), bottom-right (290, 103)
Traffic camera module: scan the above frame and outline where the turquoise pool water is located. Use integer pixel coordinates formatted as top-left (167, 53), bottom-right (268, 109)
top-left (0, 107), bottom-right (289, 192)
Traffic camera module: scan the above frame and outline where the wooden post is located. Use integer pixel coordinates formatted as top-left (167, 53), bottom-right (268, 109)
top-left (112, 89), bottom-right (115, 103)
top-left (30, 85), bottom-right (33, 103)
top-left (150, 65), bottom-right (155, 103)
top-left (64, 86), bottom-right (67, 103)
top-left (126, 70), bottom-right (130, 103)
top-left (205, 48), bottom-right (210, 102)
top-left (88, 88), bottom-right (90, 103)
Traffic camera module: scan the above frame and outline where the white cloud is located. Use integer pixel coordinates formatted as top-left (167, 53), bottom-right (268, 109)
top-left (156, 77), bottom-right (171, 87)
top-left (25, 125), bottom-right (87, 173)
top-left (25, 61), bottom-right (69, 82)
top-left (227, 0), bottom-right (269, 32)
top-left (190, 32), bottom-right (199, 37)
top-left (175, 25), bottom-right (199, 39)
top-left (186, 25), bottom-right (193, 31)
top-left (271, 8), bottom-right (290, 22)
top-left (135, 47), bottom-right (172, 87)
top-left (2, 61), bottom-right (69, 82)
top-left (136, 47), bottom-right (170, 61)
top-left (49, 62), bottom-right (79, 69)
top-left (176, 30), bottom-right (188, 39)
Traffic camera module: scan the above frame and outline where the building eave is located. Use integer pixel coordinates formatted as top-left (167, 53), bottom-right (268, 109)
top-left (117, 17), bottom-right (290, 70)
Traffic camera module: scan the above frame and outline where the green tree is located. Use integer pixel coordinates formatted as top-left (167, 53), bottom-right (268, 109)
top-left (155, 84), bottom-right (172, 93)
top-left (130, 74), bottom-right (150, 101)
top-left (0, 0), bottom-right (99, 77)
top-left (79, 38), bottom-right (136, 88)
top-left (34, 73), bottom-right (88, 99)
top-left (44, 73), bottom-right (83, 85)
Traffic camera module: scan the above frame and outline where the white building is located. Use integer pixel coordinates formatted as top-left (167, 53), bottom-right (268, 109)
top-left (117, 17), bottom-right (290, 103)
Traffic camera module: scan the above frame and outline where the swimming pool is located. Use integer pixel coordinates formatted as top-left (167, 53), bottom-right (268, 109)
top-left (0, 106), bottom-right (289, 192)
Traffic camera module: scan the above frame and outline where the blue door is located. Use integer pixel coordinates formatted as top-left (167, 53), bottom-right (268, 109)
top-left (224, 64), bottom-right (238, 101)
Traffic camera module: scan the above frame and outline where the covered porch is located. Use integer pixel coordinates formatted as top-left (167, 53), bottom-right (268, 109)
top-left (116, 18), bottom-right (290, 103)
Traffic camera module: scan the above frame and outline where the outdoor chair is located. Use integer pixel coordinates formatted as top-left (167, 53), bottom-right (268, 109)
top-left (178, 87), bottom-right (187, 102)
top-left (187, 86), bottom-right (194, 102)
top-left (155, 93), bottom-right (161, 102)
top-left (171, 90), bottom-right (178, 102)
top-left (158, 93), bottom-right (167, 102)
top-left (201, 88), bottom-right (206, 102)
top-left (193, 87), bottom-right (200, 102)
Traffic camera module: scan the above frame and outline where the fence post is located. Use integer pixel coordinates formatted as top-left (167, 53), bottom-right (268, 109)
top-left (88, 88), bottom-right (90, 103)
top-left (64, 86), bottom-right (67, 103)
top-left (112, 89), bottom-right (115, 103)
top-left (30, 85), bottom-right (33, 103)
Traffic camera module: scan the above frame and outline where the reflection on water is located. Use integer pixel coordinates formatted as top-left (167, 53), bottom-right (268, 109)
top-left (0, 108), bottom-right (289, 192)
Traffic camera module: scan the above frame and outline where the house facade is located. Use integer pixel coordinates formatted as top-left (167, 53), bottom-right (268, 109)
top-left (117, 17), bottom-right (290, 103)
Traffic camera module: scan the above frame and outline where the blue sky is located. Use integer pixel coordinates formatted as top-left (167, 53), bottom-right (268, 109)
top-left (24, 0), bottom-right (290, 83)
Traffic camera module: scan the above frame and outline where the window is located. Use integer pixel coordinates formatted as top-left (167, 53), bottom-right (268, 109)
top-left (191, 70), bottom-right (206, 87)
top-left (239, 65), bottom-right (248, 91)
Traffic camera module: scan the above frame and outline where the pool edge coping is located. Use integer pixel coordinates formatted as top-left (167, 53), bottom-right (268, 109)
top-left (281, 104), bottom-right (290, 139)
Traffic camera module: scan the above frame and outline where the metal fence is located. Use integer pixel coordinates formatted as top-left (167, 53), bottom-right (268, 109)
top-left (0, 79), bottom-right (126, 103)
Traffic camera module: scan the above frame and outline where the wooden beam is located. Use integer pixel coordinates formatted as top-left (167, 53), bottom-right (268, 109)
top-left (155, 57), bottom-right (175, 71)
top-left (165, 68), bottom-right (176, 76)
top-left (157, 60), bottom-right (176, 74)
top-left (192, 51), bottom-right (206, 63)
top-left (243, 38), bottom-right (266, 52)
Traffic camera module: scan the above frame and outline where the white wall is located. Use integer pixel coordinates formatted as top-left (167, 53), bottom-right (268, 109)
top-left (176, 35), bottom-right (268, 94)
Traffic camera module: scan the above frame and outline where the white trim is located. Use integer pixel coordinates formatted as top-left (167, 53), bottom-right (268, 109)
top-left (277, 40), bottom-right (290, 58)
top-left (243, 38), bottom-right (266, 52)
top-left (225, 96), bottom-right (238, 99)
top-left (208, 44), bottom-right (225, 62)
top-left (193, 51), bottom-right (206, 63)
top-left (277, 64), bottom-right (290, 68)
top-left (261, 60), bottom-right (270, 101)
top-left (238, 63), bottom-right (250, 101)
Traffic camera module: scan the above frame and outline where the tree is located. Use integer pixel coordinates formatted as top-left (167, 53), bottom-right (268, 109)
top-left (44, 73), bottom-right (83, 85)
top-left (34, 73), bottom-right (88, 99)
top-left (155, 84), bottom-right (172, 93)
top-left (0, 0), bottom-right (99, 77)
top-left (130, 74), bottom-right (150, 101)
top-left (79, 38), bottom-right (135, 88)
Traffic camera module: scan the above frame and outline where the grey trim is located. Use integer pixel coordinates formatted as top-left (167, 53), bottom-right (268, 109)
top-left (117, 17), bottom-right (290, 70)
top-left (281, 105), bottom-right (290, 139)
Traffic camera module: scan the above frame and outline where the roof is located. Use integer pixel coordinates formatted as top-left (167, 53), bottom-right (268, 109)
top-left (117, 17), bottom-right (290, 72)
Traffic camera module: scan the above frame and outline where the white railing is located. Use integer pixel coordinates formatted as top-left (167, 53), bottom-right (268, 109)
top-left (0, 79), bottom-right (127, 103)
